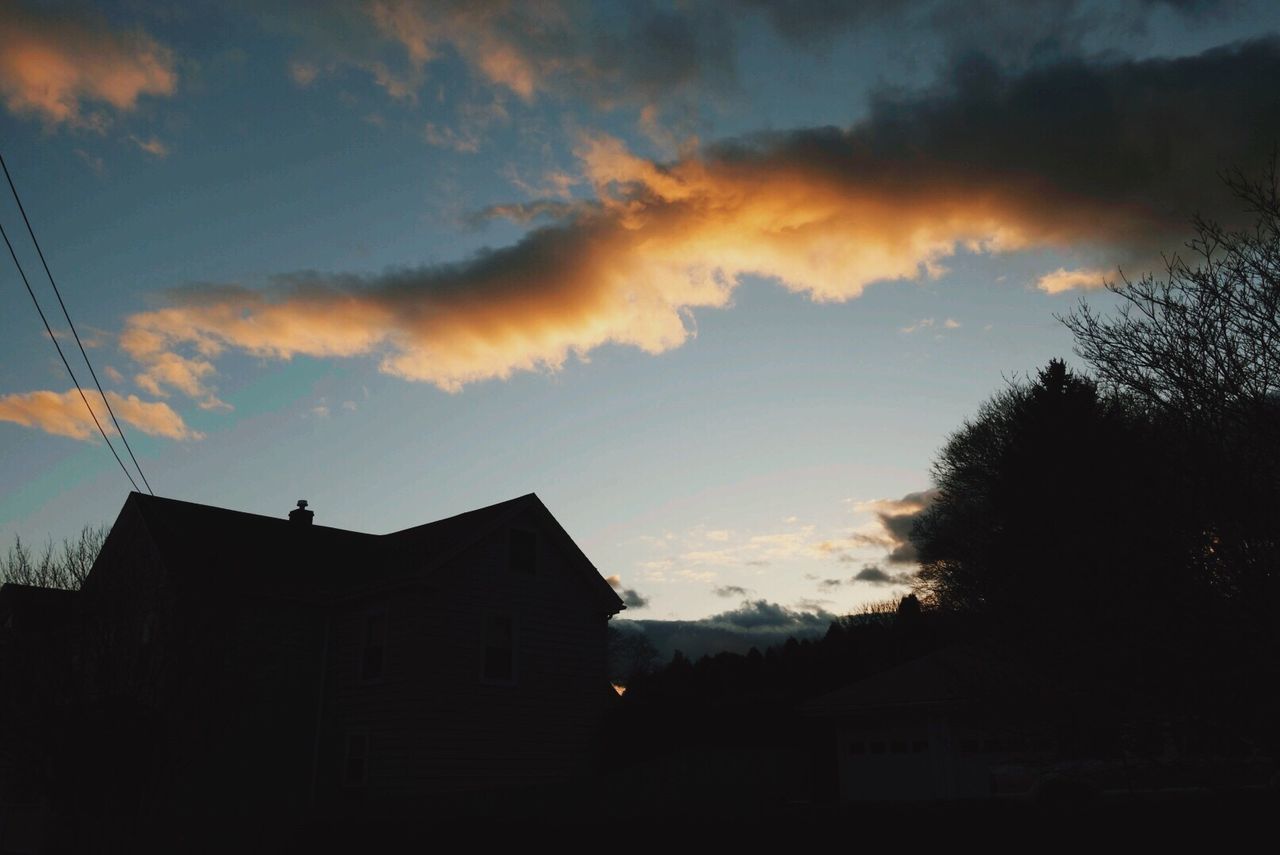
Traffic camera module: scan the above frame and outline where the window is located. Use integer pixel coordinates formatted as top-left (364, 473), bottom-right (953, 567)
top-left (509, 529), bottom-right (536, 575)
top-left (343, 730), bottom-right (369, 787)
top-left (360, 610), bottom-right (387, 682)
top-left (483, 613), bottom-right (515, 682)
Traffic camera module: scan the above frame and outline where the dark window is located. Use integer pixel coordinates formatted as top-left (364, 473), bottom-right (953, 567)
top-left (360, 610), bottom-right (387, 682)
top-left (483, 614), bottom-right (515, 682)
top-left (343, 730), bottom-right (368, 787)
top-left (509, 529), bottom-right (536, 575)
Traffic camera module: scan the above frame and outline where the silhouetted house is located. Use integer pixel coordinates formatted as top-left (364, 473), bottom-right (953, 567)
top-left (0, 492), bottom-right (623, 844)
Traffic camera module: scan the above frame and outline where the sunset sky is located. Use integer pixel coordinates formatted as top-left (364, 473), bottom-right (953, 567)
top-left (2, 0), bottom-right (1279, 623)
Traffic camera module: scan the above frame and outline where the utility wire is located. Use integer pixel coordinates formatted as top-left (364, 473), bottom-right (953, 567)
top-left (1, 217), bottom-right (141, 492)
top-left (0, 150), bottom-right (153, 494)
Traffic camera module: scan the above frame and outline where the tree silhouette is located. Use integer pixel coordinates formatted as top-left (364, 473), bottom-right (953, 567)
top-left (0, 525), bottom-right (106, 591)
top-left (1062, 165), bottom-right (1280, 621)
top-left (607, 625), bottom-right (661, 685)
top-left (910, 360), bottom-right (1200, 641)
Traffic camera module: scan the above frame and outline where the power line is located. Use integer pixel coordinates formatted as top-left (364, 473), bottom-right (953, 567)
top-left (1, 216), bottom-right (142, 492)
top-left (0, 151), bottom-right (154, 494)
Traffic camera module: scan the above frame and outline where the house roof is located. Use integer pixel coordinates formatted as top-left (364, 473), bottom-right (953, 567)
top-left (99, 492), bottom-right (623, 612)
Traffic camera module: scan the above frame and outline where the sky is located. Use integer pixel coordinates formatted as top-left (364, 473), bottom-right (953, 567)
top-left (2, 0), bottom-right (1279, 625)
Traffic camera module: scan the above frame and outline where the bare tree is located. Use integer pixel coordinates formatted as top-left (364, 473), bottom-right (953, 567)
top-left (1062, 162), bottom-right (1280, 430)
top-left (1061, 163), bottom-right (1280, 610)
top-left (0, 525), bottom-right (107, 590)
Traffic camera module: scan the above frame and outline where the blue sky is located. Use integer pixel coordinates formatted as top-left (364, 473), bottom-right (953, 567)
top-left (2, 0), bottom-right (1279, 620)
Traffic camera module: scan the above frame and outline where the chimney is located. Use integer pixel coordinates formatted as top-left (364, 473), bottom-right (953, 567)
top-left (289, 499), bottom-right (314, 525)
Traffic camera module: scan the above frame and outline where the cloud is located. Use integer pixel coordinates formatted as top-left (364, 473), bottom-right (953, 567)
top-left (0, 4), bottom-right (177, 128)
top-left (606, 574), bottom-right (649, 609)
top-left (0, 388), bottom-right (201, 441)
top-left (120, 39), bottom-right (1280, 399)
top-left (361, 0), bottom-right (734, 106)
top-left (74, 148), bottom-right (105, 176)
top-left (704, 599), bottom-right (833, 631)
top-left (129, 135), bottom-right (169, 157)
top-left (620, 588), bottom-right (649, 608)
top-left (855, 489), bottom-right (938, 564)
top-left (614, 599), bottom-right (834, 660)
top-left (736, 0), bottom-right (1227, 62)
top-left (260, 1), bottom-right (734, 149)
top-left (854, 564), bottom-right (916, 586)
top-left (1036, 266), bottom-right (1110, 294)
top-left (423, 99), bottom-right (508, 154)
top-left (901, 318), bottom-right (936, 334)
top-left (713, 584), bottom-right (750, 598)
top-left (289, 60), bottom-right (320, 86)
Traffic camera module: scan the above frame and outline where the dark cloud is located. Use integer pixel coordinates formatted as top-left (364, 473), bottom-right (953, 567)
top-left (264, 1), bottom-right (736, 113)
top-left (709, 37), bottom-right (1280, 264)
top-left (713, 584), bottom-right (750, 598)
top-left (704, 599), bottom-right (833, 631)
top-left (738, 0), bottom-right (1233, 61)
top-left (582, 4), bottom-right (736, 107)
top-left (606, 575), bottom-right (649, 610)
top-left (854, 564), bottom-right (916, 586)
top-left (613, 599), bottom-right (835, 661)
top-left (858, 489), bottom-right (938, 565)
top-left (818, 578), bottom-right (844, 590)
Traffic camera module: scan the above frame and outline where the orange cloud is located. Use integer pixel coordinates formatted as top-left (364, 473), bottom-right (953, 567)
top-left (303, 0), bottom-right (729, 130)
top-left (365, 1), bottom-right (557, 102)
top-left (109, 127), bottom-right (1201, 399)
top-left (0, 388), bottom-right (201, 441)
top-left (122, 40), bottom-right (1280, 401)
top-left (0, 4), bottom-right (177, 127)
top-left (289, 60), bottom-right (320, 87)
top-left (129, 135), bottom-right (169, 157)
top-left (1036, 267), bottom-right (1109, 294)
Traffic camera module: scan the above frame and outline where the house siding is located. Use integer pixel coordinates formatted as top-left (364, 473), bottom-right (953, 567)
top-left (316, 507), bottom-right (612, 811)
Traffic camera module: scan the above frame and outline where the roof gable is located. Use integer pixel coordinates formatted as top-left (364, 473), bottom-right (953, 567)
top-left (387, 493), bottom-right (624, 613)
top-left (86, 492), bottom-right (624, 613)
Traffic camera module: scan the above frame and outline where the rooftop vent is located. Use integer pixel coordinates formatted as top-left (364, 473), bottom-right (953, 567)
top-left (289, 499), bottom-right (314, 525)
